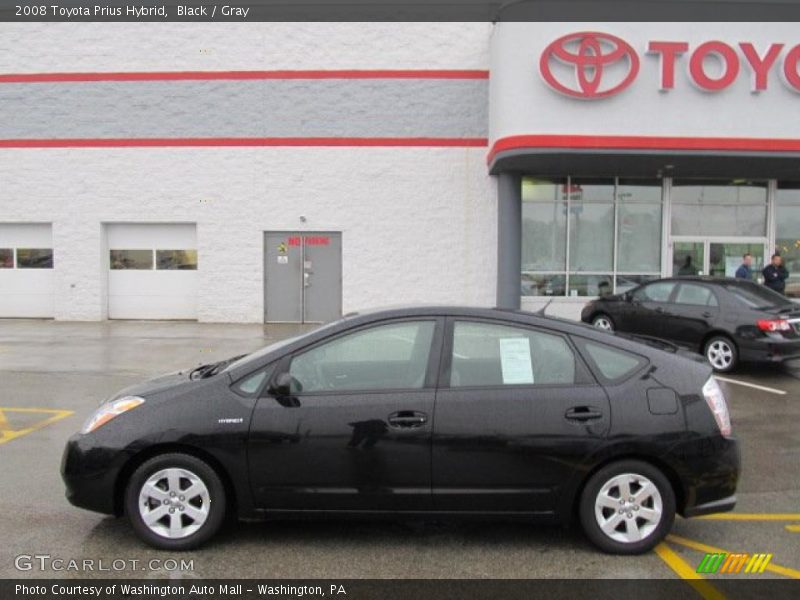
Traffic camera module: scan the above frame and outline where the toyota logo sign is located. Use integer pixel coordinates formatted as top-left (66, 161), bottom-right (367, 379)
top-left (539, 31), bottom-right (640, 99)
top-left (539, 31), bottom-right (800, 99)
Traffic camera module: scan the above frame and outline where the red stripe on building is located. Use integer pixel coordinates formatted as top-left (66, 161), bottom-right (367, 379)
top-left (0, 70), bottom-right (489, 84)
top-left (0, 137), bottom-right (489, 149)
top-left (488, 134), bottom-right (800, 164)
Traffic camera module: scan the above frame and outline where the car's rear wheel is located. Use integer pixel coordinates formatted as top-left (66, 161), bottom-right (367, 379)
top-left (704, 335), bottom-right (738, 373)
top-left (125, 453), bottom-right (226, 550)
top-left (592, 314), bottom-right (615, 331)
top-left (579, 460), bottom-right (675, 554)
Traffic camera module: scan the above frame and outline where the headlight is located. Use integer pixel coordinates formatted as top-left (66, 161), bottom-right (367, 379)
top-left (81, 396), bottom-right (145, 434)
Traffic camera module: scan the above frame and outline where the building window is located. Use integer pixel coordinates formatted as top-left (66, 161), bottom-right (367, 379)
top-left (0, 248), bottom-right (13, 268)
top-left (156, 249), bottom-right (198, 270)
top-left (671, 179), bottom-right (768, 236)
top-left (110, 249), bottom-right (154, 270)
top-left (521, 177), bottom-right (662, 297)
top-left (110, 249), bottom-right (197, 270)
top-left (776, 182), bottom-right (800, 298)
top-left (16, 248), bottom-right (54, 269)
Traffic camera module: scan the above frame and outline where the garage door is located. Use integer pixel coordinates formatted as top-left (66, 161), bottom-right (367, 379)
top-left (0, 223), bottom-right (55, 318)
top-left (107, 223), bottom-right (197, 320)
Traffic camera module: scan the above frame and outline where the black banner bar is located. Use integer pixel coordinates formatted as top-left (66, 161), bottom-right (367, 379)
top-left (5, 0), bottom-right (800, 22)
top-left (3, 579), bottom-right (800, 600)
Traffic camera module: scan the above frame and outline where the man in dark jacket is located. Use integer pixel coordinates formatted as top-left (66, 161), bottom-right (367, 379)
top-left (735, 253), bottom-right (753, 280)
top-left (762, 253), bottom-right (789, 294)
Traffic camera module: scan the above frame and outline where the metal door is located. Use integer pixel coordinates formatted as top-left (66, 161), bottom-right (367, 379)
top-left (264, 232), bottom-right (342, 323)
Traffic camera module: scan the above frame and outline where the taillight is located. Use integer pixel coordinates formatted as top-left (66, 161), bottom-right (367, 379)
top-left (757, 319), bottom-right (791, 332)
top-left (702, 378), bottom-right (732, 437)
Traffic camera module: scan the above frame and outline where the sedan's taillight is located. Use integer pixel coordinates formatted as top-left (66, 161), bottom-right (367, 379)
top-left (702, 378), bottom-right (732, 437)
top-left (756, 318), bottom-right (792, 332)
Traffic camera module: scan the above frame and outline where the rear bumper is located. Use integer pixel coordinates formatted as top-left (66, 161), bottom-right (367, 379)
top-left (672, 435), bottom-right (741, 519)
top-left (737, 336), bottom-right (800, 363)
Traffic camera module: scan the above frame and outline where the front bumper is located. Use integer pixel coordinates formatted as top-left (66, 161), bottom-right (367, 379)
top-left (683, 494), bottom-right (737, 518)
top-left (61, 433), bottom-right (131, 515)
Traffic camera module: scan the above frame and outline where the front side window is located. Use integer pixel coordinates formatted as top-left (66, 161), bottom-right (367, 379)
top-left (450, 321), bottom-right (576, 387)
top-left (633, 281), bottom-right (676, 303)
top-left (289, 321), bottom-right (435, 393)
top-left (674, 283), bottom-right (718, 307)
top-left (16, 248), bottom-right (53, 269)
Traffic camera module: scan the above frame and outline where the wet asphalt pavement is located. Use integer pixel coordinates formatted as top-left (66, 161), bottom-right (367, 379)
top-left (0, 320), bottom-right (798, 581)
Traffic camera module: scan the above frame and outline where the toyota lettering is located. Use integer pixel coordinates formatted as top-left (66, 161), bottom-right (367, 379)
top-left (539, 31), bottom-right (800, 98)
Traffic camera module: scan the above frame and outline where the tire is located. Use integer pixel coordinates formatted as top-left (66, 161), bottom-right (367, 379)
top-left (579, 460), bottom-right (675, 555)
top-left (703, 335), bottom-right (738, 373)
top-left (125, 453), bottom-right (226, 550)
top-left (591, 313), bottom-right (615, 331)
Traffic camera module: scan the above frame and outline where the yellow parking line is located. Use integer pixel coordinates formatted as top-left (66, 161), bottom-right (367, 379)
top-left (654, 542), bottom-right (726, 600)
top-left (786, 525), bottom-right (800, 533)
top-left (667, 534), bottom-right (800, 579)
top-left (0, 407), bottom-right (74, 446)
top-left (696, 513), bottom-right (800, 521)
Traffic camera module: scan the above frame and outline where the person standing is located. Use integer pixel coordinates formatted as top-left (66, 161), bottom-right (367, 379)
top-left (735, 253), bottom-right (753, 280)
top-left (762, 253), bottom-right (789, 294)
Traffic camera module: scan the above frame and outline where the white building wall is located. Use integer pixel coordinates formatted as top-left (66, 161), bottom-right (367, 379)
top-left (0, 23), bottom-right (497, 323)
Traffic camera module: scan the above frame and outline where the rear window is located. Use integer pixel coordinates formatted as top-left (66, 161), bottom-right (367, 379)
top-left (724, 283), bottom-right (792, 309)
top-left (583, 342), bottom-right (644, 381)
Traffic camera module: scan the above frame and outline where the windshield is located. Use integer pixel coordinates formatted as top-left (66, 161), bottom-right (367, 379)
top-left (223, 317), bottom-right (350, 372)
top-left (723, 283), bottom-right (793, 310)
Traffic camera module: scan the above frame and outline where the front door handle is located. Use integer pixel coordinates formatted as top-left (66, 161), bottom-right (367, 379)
top-left (565, 406), bottom-right (603, 422)
top-left (388, 411), bottom-right (427, 428)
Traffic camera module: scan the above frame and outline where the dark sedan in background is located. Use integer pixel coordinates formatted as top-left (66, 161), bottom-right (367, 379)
top-left (63, 306), bottom-right (738, 555)
top-left (581, 277), bottom-right (800, 372)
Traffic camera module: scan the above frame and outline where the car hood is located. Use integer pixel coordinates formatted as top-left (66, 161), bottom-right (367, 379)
top-left (109, 371), bottom-right (190, 402)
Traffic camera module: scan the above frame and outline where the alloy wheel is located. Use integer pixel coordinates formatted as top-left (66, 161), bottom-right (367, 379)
top-left (707, 340), bottom-right (734, 370)
top-left (593, 316), bottom-right (613, 331)
top-left (138, 467), bottom-right (210, 539)
top-left (594, 473), bottom-right (663, 544)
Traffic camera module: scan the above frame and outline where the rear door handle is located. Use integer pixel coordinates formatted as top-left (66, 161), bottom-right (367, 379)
top-left (565, 406), bottom-right (603, 422)
top-left (388, 411), bottom-right (427, 428)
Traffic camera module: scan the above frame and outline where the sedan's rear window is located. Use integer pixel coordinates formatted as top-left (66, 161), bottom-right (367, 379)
top-left (724, 283), bottom-right (792, 309)
top-left (583, 342), bottom-right (643, 381)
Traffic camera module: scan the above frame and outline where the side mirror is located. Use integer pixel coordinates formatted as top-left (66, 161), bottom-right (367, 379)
top-left (269, 372), bottom-right (300, 397)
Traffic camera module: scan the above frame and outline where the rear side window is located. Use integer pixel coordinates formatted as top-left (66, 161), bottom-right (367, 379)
top-left (450, 321), bottom-right (576, 387)
top-left (633, 281), bottom-right (675, 303)
top-left (674, 283), bottom-right (718, 307)
top-left (583, 342), bottom-right (643, 381)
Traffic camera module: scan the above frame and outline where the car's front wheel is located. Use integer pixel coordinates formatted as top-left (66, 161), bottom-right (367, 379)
top-left (704, 335), bottom-right (738, 372)
top-left (125, 453), bottom-right (226, 550)
top-left (579, 460), bottom-right (675, 554)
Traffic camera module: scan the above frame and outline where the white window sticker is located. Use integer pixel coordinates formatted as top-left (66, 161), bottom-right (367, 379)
top-left (498, 338), bottom-right (534, 384)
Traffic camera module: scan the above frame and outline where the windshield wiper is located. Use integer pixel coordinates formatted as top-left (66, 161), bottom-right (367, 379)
top-left (189, 354), bottom-right (248, 380)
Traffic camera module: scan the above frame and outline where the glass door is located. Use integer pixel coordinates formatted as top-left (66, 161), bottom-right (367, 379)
top-left (708, 242), bottom-right (765, 281)
top-left (671, 239), bottom-right (766, 280)
top-left (672, 241), bottom-right (705, 276)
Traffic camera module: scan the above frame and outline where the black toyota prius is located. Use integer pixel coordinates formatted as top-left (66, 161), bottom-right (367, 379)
top-left (62, 306), bottom-right (739, 554)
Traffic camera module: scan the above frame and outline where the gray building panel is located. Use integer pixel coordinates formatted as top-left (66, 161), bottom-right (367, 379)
top-left (0, 79), bottom-right (488, 139)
